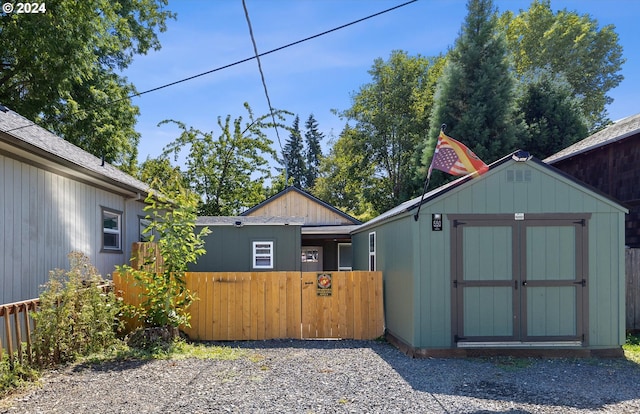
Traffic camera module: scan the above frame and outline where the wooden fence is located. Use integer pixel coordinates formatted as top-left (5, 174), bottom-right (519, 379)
top-left (113, 271), bottom-right (384, 341)
top-left (0, 298), bottom-right (38, 365)
top-left (627, 248), bottom-right (640, 332)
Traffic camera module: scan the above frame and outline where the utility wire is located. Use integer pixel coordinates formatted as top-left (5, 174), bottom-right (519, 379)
top-left (1, 0), bottom-right (418, 135)
top-left (242, 0), bottom-right (284, 155)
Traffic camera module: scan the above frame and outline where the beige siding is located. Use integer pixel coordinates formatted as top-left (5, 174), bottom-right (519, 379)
top-left (1, 153), bottom-right (147, 304)
top-left (246, 190), bottom-right (353, 225)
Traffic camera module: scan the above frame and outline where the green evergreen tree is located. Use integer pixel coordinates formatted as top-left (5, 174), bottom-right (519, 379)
top-left (515, 68), bottom-right (589, 159)
top-left (282, 115), bottom-right (306, 189)
top-left (303, 114), bottom-right (324, 190)
top-left (421, 0), bottom-right (517, 187)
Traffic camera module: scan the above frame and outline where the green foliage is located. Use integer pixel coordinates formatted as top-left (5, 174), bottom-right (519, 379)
top-left (0, 0), bottom-right (175, 172)
top-left (500, 0), bottom-right (624, 131)
top-left (160, 103), bottom-right (285, 215)
top-left (514, 68), bottom-right (589, 159)
top-left (0, 358), bottom-right (39, 397)
top-left (337, 50), bottom-right (443, 213)
top-left (281, 115), bottom-right (306, 189)
top-left (32, 252), bottom-right (123, 367)
top-left (624, 333), bottom-right (640, 364)
top-left (304, 114), bottom-right (324, 190)
top-left (313, 125), bottom-right (379, 221)
top-left (422, 0), bottom-right (517, 188)
top-left (118, 176), bottom-right (210, 330)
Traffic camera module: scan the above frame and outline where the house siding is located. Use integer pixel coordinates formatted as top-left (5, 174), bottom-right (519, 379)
top-left (189, 225), bottom-right (301, 272)
top-left (1, 153), bottom-right (147, 304)
top-left (551, 136), bottom-right (640, 247)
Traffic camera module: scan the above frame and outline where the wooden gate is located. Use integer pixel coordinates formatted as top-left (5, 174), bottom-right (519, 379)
top-left (114, 271), bottom-right (384, 341)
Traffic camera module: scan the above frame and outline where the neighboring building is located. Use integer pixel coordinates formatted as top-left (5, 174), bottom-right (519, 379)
top-left (242, 186), bottom-right (361, 272)
top-left (191, 216), bottom-right (304, 272)
top-left (352, 151), bottom-right (627, 356)
top-left (0, 108), bottom-right (151, 304)
top-left (190, 187), bottom-right (360, 273)
top-left (545, 113), bottom-right (640, 247)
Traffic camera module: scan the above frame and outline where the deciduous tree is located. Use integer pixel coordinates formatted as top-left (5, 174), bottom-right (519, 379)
top-left (0, 0), bottom-right (174, 173)
top-left (500, 0), bottom-right (624, 131)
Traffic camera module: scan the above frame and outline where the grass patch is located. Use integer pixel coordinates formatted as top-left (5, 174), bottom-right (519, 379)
top-left (0, 358), bottom-right (40, 398)
top-left (623, 333), bottom-right (640, 364)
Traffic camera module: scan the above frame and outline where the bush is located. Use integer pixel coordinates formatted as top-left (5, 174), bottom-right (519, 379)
top-left (32, 252), bottom-right (123, 366)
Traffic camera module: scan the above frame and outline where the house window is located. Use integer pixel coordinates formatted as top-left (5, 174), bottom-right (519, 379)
top-left (102, 208), bottom-right (122, 251)
top-left (139, 217), bottom-right (153, 242)
top-left (253, 241), bottom-right (274, 269)
top-left (368, 232), bottom-right (376, 271)
top-left (338, 243), bottom-right (352, 271)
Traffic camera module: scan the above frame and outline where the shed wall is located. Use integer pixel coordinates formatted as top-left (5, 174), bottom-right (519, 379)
top-left (0, 153), bottom-right (146, 304)
top-left (353, 160), bottom-right (626, 349)
top-left (190, 225), bottom-right (301, 272)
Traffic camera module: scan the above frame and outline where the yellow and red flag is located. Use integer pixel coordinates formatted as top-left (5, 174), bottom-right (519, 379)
top-left (428, 131), bottom-right (489, 178)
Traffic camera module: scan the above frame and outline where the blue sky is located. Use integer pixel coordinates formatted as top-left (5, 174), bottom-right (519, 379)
top-left (122, 0), bottom-right (640, 167)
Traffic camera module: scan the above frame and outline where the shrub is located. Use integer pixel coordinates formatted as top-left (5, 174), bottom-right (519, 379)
top-left (117, 177), bottom-right (210, 338)
top-left (32, 252), bottom-right (123, 366)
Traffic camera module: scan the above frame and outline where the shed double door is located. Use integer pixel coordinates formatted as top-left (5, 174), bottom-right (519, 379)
top-left (451, 214), bottom-right (589, 344)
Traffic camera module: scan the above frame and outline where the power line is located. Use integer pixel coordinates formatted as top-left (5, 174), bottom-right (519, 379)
top-left (242, 0), bottom-right (283, 155)
top-left (1, 0), bottom-right (418, 135)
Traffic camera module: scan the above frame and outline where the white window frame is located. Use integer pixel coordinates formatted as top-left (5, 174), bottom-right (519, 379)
top-left (368, 232), bottom-right (376, 271)
top-left (338, 243), bottom-right (352, 271)
top-left (252, 241), bottom-right (274, 269)
top-left (139, 216), bottom-right (153, 242)
top-left (102, 208), bottom-right (122, 252)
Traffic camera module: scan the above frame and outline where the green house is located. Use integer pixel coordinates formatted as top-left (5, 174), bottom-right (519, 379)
top-left (352, 151), bottom-right (628, 357)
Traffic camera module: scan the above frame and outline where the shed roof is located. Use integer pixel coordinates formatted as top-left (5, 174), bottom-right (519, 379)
top-left (355, 150), bottom-right (627, 233)
top-left (0, 108), bottom-right (150, 197)
top-left (544, 113), bottom-right (640, 164)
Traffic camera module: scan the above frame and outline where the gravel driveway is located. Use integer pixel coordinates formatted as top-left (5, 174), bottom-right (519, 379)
top-left (2, 339), bottom-right (640, 413)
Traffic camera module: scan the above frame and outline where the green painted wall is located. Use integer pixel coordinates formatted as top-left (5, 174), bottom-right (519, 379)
top-left (189, 225), bottom-right (301, 272)
top-left (353, 159), bottom-right (627, 350)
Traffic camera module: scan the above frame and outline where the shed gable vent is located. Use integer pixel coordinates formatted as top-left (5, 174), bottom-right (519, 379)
top-left (506, 170), bottom-right (532, 182)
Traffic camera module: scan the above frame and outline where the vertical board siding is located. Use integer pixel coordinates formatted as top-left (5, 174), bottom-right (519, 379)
top-left (113, 271), bottom-right (383, 341)
top-left (0, 153), bottom-right (147, 305)
top-left (627, 248), bottom-right (640, 331)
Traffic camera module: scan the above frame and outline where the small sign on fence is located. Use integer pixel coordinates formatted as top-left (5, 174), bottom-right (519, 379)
top-left (317, 273), bottom-right (332, 296)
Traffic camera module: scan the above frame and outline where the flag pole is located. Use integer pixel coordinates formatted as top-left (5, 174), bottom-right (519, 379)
top-left (414, 124), bottom-right (446, 221)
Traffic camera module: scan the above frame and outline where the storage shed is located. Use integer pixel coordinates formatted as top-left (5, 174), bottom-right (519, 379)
top-left (352, 151), bottom-right (628, 357)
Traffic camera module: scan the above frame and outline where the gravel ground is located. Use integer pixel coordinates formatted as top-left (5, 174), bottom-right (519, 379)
top-left (2, 339), bottom-right (640, 413)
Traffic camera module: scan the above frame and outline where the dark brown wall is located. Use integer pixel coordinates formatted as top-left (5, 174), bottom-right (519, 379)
top-left (552, 135), bottom-right (640, 247)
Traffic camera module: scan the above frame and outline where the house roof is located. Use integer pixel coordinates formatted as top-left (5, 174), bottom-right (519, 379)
top-left (544, 113), bottom-right (640, 164)
top-left (197, 216), bottom-right (305, 226)
top-left (0, 108), bottom-right (150, 197)
top-left (241, 186), bottom-right (362, 225)
top-left (355, 150), bottom-right (627, 233)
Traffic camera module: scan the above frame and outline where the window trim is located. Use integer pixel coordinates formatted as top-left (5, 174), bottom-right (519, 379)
top-left (338, 242), bottom-right (352, 271)
top-left (252, 241), bottom-right (274, 270)
top-left (102, 207), bottom-right (123, 253)
top-left (368, 232), bottom-right (376, 271)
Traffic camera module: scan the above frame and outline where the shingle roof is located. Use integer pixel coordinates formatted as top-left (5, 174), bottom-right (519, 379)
top-left (544, 113), bottom-right (640, 164)
top-left (196, 216), bottom-right (305, 226)
top-left (0, 108), bottom-right (150, 195)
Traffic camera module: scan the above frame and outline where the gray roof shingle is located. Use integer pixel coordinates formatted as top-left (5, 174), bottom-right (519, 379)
top-left (0, 108), bottom-right (150, 195)
top-left (544, 113), bottom-right (640, 164)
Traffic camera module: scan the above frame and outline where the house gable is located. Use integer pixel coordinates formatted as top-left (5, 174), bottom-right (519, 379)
top-left (241, 186), bottom-right (360, 226)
